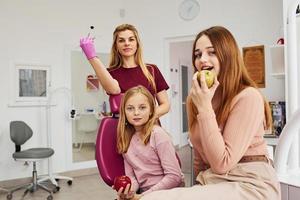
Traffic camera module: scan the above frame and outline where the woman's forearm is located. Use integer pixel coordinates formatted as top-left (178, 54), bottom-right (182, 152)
top-left (155, 90), bottom-right (170, 118)
top-left (89, 58), bottom-right (121, 94)
top-left (155, 102), bottom-right (170, 118)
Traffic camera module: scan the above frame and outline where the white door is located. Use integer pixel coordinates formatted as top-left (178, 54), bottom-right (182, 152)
top-left (166, 37), bottom-right (194, 147)
top-left (180, 65), bottom-right (189, 146)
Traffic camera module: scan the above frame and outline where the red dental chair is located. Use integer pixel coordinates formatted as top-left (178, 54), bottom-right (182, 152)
top-left (95, 94), bottom-right (124, 186)
top-left (95, 93), bottom-right (182, 187)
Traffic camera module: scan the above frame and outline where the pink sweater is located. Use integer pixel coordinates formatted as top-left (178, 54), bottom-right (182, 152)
top-left (123, 125), bottom-right (184, 195)
top-left (190, 87), bottom-right (268, 175)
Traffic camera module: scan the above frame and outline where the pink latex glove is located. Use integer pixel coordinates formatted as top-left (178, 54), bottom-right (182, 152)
top-left (80, 35), bottom-right (97, 60)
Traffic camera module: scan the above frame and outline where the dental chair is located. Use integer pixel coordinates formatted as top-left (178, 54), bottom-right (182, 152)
top-left (8, 121), bottom-right (54, 200)
top-left (95, 94), bottom-right (124, 186)
top-left (95, 94), bottom-right (182, 188)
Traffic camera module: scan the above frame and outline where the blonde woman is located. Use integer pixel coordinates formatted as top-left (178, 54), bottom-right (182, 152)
top-left (80, 24), bottom-right (170, 119)
top-left (115, 86), bottom-right (184, 200)
top-left (141, 26), bottom-right (281, 200)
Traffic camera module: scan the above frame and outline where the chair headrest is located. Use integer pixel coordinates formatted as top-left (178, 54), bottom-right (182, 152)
top-left (109, 93), bottom-right (124, 114)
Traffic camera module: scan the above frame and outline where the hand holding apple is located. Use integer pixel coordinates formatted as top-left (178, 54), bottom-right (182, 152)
top-left (113, 175), bottom-right (131, 193)
top-left (197, 70), bottom-right (215, 88)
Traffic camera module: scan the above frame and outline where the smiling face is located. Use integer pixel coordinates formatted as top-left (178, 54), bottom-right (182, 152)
top-left (124, 93), bottom-right (152, 131)
top-left (194, 35), bottom-right (220, 76)
top-left (116, 29), bottom-right (138, 58)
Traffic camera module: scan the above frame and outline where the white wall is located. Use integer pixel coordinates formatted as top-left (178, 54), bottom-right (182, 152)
top-left (0, 0), bottom-right (284, 181)
top-left (0, 0), bottom-right (124, 181)
top-left (282, 0), bottom-right (300, 175)
top-left (121, 0), bottom-right (285, 144)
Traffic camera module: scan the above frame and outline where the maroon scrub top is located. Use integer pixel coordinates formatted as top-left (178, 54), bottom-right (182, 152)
top-left (108, 64), bottom-right (169, 96)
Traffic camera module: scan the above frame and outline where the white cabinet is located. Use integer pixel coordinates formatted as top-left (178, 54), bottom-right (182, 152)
top-left (270, 45), bottom-right (284, 78)
top-left (281, 183), bottom-right (300, 200)
top-left (264, 136), bottom-right (279, 159)
top-left (289, 185), bottom-right (300, 200)
top-left (281, 183), bottom-right (288, 200)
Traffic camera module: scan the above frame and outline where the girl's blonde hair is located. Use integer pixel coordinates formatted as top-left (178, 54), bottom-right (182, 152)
top-left (109, 24), bottom-right (156, 93)
top-left (117, 85), bottom-right (157, 153)
top-left (187, 26), bottom-right (272, 131)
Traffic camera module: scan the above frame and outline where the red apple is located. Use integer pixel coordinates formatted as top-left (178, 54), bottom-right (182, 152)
top-left (113, 175), bottom-right (131, 192)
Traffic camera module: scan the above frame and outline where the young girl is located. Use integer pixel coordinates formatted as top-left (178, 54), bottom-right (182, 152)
top-left (115, 86), bottom-right (184, 200)
top-left (80, 24), bottom-right (170, 119)
top-left (140, 26), bottom-right (280, 200)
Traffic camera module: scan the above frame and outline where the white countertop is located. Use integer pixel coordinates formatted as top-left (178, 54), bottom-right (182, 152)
top-left (278, 169), bottom-right (300, 187)
top-left (264, 135), bottom-right (279, 146)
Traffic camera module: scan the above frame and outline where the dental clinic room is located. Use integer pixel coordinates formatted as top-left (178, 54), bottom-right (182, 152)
top-left (1, 0), bottom-right (300, 199)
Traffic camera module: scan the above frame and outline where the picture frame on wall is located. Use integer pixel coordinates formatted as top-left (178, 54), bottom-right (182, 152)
top-left (242, 45), bottom-right (265, 88)
top-left (9, 63), bottom-right (51, 106)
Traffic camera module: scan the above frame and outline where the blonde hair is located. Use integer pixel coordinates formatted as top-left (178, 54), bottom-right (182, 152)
top-left (109, 24), bottom-right (156, 93)
top-left (187, 26), bottom-right (272, 131)
top-left (117, 85), bottom-right (157, 153)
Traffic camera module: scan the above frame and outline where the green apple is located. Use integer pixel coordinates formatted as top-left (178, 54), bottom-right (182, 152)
top-left (197, 70), bottom-right (215, 88)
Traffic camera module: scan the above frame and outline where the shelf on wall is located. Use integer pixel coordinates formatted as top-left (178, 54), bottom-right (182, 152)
top-left (86, 75), bottom-right (99, 92)
top-left (7, 103), bottom-right (56, 107)
top-left (271, 73), bottom-right (285, 79)
top-left (270, 45), bottom-right (285, 78)
top-left (264, 135), bottom-right (279, 146)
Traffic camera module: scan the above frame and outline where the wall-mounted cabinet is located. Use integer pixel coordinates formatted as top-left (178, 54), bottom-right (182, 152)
top-left (86, 75), bottom-right (99, 92)
top-left (270, 45), bottom-right (285, 78)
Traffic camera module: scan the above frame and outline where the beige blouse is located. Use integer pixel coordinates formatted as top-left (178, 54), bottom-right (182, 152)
top-left (189, 87), bottom-right (268, 175)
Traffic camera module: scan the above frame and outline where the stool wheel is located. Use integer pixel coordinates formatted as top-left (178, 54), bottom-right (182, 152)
top-left (53, 186), bottom-right (60, 193)
top-left (67, 180), bottom-right (72, 185)
top-left (6, 193), bottom-right (12, 200)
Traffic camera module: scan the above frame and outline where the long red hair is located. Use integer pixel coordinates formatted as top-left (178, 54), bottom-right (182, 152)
top-left (187, 26), bottom-right (272, 131)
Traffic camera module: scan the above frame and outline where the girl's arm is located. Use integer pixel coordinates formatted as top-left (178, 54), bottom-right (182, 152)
top-left (155, 90), bottom-right (170, 118)
top-left (193, 147), bottom-right (204, 178)
top-left (124, 158), bottom-right (139, 193)
top-left (115, 159), bottom-right (141, 200)
top-left (143, 131), bottom-right (182, 195)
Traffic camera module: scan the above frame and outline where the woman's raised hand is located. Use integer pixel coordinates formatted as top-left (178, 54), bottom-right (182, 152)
top-left (79, 34), bottom-right (97, 60)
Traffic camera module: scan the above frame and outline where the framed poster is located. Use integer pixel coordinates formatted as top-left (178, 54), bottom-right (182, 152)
top-left (11, 64), bottom-right (51, 105)
top-left (242, 45), bottom-right (265, 88)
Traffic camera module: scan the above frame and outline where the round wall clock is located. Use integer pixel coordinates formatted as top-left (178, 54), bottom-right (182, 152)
top-left (178, 0), bottom-right (200, 21)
